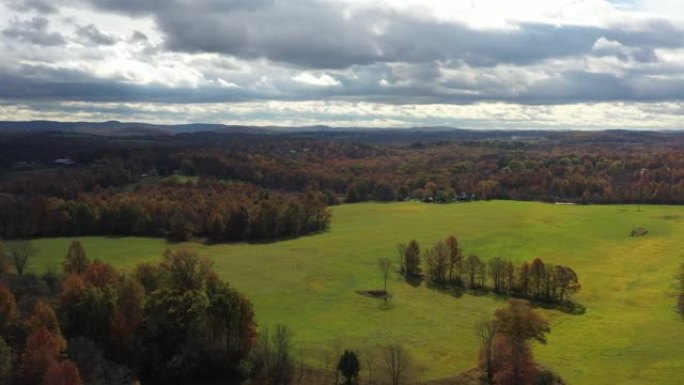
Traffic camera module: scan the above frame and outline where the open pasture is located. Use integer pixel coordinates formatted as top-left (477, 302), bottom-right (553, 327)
top-left (24, 201), bottom-right (684, 385)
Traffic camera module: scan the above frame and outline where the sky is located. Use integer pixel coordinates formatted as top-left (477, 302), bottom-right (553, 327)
top-left (1, 0), bottom-right (684, 129)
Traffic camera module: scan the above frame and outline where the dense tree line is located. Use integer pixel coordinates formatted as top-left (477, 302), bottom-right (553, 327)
top-left (399, 236), bottom-right (581, 308)
top-left (0, 179), bottom-right (330, 242)
top-left (0, 240), bottom-right (257, 385)
top-left (2, 132), bottom-right (684, 208)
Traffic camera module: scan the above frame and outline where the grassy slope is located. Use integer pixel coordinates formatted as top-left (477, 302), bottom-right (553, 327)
top-left (22, 201), bottom-right (684, 384)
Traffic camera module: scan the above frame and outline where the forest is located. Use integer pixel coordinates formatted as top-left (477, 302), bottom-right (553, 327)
top-left (1, 130), bottom-right (684, 242)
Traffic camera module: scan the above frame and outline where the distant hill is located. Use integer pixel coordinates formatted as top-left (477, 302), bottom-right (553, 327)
top-left (0, 120), bottom-right (682, 146)
top-left (0, 120), bottom-right (276, 136)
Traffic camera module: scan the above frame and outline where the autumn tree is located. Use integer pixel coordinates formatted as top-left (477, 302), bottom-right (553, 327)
top-left (62, 240), bottom-right (89, 275)
top-left (490, 299), bottom-right (550, 385)
top-left (403, 240), bottom-right (421, 279)
top-left (42, 360), bottom-right (83, 385)
top-left (160, 248), bottom-right (213, 291)
top-left (337, 350), bottom-right (361, 385)
top-left (134, 262), bottom-right (165, 293)
top-left (83, 260), bottom-right (119, 288)
top-left (25, 300), bottom-right (66, 351)
top-left (58, 273), bottom-right (115, 346)
top-left (463, 254), bottom-right (484, 289)
top-left (0, 284), bottom-right (18, 336)
top-left (516, 262), bottom-right (531, 297)
top-left (495, 299), bottom-right (550, 345)
top-left (445, 235), bottom-right (462, 286)
top-left (490, 336), bottom-right (536, 385)
top-left (529, 258), bottom-right (546, 299)
top-left (138, 250), bottom-right (256, 382)
top-left (553, 265), bottom-right (580, 302)
top-left (110, 276), bottom-right (145, 362)
top-left (19, 327), bottom-right (63, 385)
top-left (205, 278), bottom-right (257, 366)
top-left (424, 241), bottom-right (449, 285)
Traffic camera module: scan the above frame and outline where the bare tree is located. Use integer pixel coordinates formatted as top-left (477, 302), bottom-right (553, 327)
top-left (273, 324), bottom-right (295, 385)
top-left (362, 347), bottom-right (377, 384)
top-left (8, 241), bottom-right (35, 276)
top-left (380, 343), bottom-right (414, 385)
top-left (378, 258), bottom-right (393, 301)
top-left (476, 318), bottom-right (497, 383)
top-left (488, 257), bottom-right (506, 294)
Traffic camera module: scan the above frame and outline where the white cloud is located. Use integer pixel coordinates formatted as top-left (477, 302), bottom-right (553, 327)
top-left (293, 72), bottom-right (341, 87)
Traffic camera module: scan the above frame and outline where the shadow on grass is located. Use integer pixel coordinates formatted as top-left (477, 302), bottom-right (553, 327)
top-left (404, 274), bottom-right (423, 287)
top-left (244, 229), bottom-right (330, 245)
top-left (356, 290), bottom-right (394, 310)
top-left (422, 282), bottom-right (586, 315)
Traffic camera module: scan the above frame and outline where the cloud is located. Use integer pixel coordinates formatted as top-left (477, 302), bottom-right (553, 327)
top-left (3, 17), bottom-right (66, 46)
top-left (8, 0), bottom-right (58, 14)
top-left (76, 24), bottom-right (119, 45)
top-left (129, 30), bottom-right (148, 43)
top-left (293, 73), bottom-right (340, 87)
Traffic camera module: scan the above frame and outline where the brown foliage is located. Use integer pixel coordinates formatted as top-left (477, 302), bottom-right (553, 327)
top-left (84, 260), bottom-right (119, 288)
top-left (25, 300), bottom-right (66, 351)
top-left (41, 360), bottom-right (83, 385)
top-left (62, 240), bottom-right (89, 275)
top-left (19, 327), bottom-right (63, 385)
top-left (494, 299), bottom-right (550, 345)
top-left (490, 336), bottom-right (537, 385)
top-left (0, 283), bottom-right (18, 335)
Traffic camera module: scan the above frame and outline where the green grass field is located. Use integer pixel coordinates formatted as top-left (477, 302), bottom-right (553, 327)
top-left (21, 201), bottom-right (684, 384)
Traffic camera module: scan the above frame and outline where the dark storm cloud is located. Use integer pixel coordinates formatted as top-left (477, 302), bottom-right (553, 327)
top-left (3, 17), bottom-right (66, 46)
top-left (3, 60), bottom-right (684, 106)
top-left (73, 0), bottom-right (684, 69)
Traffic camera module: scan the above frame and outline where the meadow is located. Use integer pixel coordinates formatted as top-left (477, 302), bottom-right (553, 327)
top-left (22, 201), bottom-right (684, 385)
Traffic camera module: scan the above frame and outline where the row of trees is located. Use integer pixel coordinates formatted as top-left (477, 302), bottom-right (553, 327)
top-left (0, 240), bottom-right (258, 384)
top-left (0, 180), bottom-right (331, 242)
top-left (399, 236), bottom-right (581, 306)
